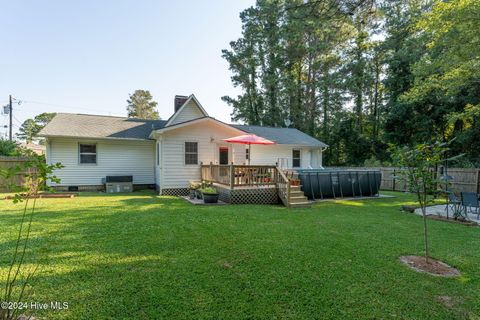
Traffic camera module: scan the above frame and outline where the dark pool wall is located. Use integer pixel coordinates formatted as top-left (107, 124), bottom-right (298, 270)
top-left (296, 169), bottom-right (381, 200)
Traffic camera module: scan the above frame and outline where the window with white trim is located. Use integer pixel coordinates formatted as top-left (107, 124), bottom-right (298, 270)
top-left (79, 144), bottom-right (97, 164)
top-left (185, 142), bottom-right (198, 165)
top-left (292, 149), bottom-right (301, 168)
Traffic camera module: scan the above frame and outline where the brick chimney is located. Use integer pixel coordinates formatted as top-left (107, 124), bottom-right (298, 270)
top-left (174, 95), bottom-right (189, 113)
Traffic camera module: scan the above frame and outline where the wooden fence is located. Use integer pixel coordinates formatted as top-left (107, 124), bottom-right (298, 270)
top-left (334, 167), bottom-right (480, 193)
top-left (0, 156), bottom-right (32, 192)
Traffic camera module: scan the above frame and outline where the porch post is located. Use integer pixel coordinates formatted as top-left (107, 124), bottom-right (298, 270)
top-left (229, 162), bottom-right (235, 190)
top-left (210, 161), bottom-right (213, 183)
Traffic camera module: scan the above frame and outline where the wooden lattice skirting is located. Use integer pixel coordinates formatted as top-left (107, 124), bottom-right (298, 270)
top-left (160, 186), bottom-right (279, 204)
top-left (215, 185), bottom-right (279, 204)
top-left (161, 188), bottom-right (190, 196)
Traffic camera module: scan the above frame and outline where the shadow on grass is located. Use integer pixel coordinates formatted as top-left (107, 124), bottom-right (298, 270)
top-left (0, 192), bottom-right (479, 319)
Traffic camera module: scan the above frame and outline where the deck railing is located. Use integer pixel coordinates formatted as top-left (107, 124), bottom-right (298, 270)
top-left (201, 163), bottom-right (278, 189)
top-left (200, 163), bottom-right (298, 206)
top-left (275, 166), bottom-right (290, 207)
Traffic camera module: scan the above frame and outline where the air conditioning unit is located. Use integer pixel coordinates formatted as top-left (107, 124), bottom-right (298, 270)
top-left (104, 176), bottom-right (133, 193)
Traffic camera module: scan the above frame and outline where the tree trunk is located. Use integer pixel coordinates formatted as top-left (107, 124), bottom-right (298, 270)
top-left (420, 184), bottom-right (430, 263)
top-left (421, 206), bottom-right (430, 263)
top-left (372, 55), bottom-right (380, 140)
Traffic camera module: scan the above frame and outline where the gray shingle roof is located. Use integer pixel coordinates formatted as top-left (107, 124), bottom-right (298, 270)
top-left (39, 113), bottom-right (167, 140)
top-left (232, 125), bottom-right (328, 147)
top-left (39, 113), bottom-right (327, 147)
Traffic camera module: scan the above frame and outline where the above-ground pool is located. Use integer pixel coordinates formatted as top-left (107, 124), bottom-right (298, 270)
top-left (296, 169), bottom-right (381, 200)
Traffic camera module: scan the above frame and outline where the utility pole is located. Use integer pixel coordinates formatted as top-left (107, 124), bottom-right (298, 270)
top-left (9, 95), bottom-right (13, 141)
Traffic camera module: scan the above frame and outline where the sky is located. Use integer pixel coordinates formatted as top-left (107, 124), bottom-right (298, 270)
top-left (0, 0), bottom-right (255, 139)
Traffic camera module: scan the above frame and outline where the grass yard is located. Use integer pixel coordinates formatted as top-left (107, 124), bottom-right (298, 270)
top-left (0, 191), bottom-right (479, 319)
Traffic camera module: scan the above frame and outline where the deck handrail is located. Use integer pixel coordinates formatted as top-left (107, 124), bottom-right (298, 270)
top-left (275, 166), bottom-right (290, 207)
top-left (201, 163), bottom-right (277, 189)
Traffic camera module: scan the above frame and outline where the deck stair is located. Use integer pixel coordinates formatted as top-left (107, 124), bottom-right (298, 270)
top-left (199, 163), bottom-right (310, 207)
top-left (288, 185), bottom-right (310, 207)
top-left (275, 168), bottom-right (311, 208)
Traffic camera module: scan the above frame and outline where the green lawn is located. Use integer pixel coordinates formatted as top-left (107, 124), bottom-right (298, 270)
top-left (0, 191), bottom-right (479, 319)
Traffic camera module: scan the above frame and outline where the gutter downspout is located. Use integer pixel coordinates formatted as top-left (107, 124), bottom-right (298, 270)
top-left (320, 146), bottom-right (328, 169)
top-left (160, 135), bottom-right (164, 195)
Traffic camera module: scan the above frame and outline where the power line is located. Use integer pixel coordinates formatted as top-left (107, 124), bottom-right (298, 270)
top-left (21, 100), bottom-right (115, 114)
top-left (5, 98), bottom-right (127, 139)
top-left (0, 114), bottom-right (8, 136)
top-left (12, 115), bottom-right (23, 126)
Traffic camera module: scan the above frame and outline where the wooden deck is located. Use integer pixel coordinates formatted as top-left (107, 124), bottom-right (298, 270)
top-left (200, 164), bottom-right (309, 207)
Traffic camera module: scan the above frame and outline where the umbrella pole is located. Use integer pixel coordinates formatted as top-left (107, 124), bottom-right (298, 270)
top-left (248, 143), bottom-right (251, 165)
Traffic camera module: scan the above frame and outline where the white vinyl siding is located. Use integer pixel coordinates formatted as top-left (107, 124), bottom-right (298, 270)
top-left (159, 121), bottom-right (244, 189)
top-left (47, 138), bottom-right (155, 186)
top-left (248, 145), bottom-right (321, 169)
top-left (247, 144), bottom-right (294, 166)
top-left (311, 149), bottom-right (323, 167)
top-left (169, 100), bottom-right (205, 125)
top-left (159, 123), bottom-right (323, 189)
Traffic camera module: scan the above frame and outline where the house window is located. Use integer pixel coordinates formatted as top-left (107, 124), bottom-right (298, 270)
top-left (292, 149), bottom-right (301, 168)
top-left (79, 144), bottom-right (97, 164)
top-left (245, 148), bottom-right (249, 161)
top-left (156, 142), bottom-right (160, 166)
top-left (185, 142), bottom-right (198, 165)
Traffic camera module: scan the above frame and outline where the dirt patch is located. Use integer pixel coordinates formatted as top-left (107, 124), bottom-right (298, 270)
top-left (399, 255), bottom-right (460, 277)
top-left (17, 315), bottom-right (37, 320)
top-left (436, 295), bottom-right (462, 309)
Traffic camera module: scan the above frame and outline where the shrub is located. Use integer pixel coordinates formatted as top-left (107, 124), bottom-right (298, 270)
top-left (200, 187), bottom-right (218, 194)
top-left (189, 181), bottom-right (201, 190)
top-left (0, 149), bottom-right (63, 320)
top-left (363, 155), bottom-right (391, 167)
top-left (0, 139), bottom-right (20, 156)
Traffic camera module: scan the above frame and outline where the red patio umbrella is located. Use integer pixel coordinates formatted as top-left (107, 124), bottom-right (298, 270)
top-left (223, 134), bottom-right (275, 165)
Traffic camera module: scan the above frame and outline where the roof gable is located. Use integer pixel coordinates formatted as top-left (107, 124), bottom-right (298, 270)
top-left (165, 94), bottom-right (208, 127)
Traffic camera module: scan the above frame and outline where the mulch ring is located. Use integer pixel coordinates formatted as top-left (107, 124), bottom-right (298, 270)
top-left (399, 255), bottom-right (460, 277)
top-left (401, 205), bottom-right (478, 226)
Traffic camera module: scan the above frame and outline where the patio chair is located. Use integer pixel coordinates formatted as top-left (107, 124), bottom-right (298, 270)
top-left (447, 192), bottom-right (461, 213)
top-left (460, 192), bottom-right (480, 219)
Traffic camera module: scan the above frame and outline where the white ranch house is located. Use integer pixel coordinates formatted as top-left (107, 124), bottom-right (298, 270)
top-left (39, 95), bottom-right (327, 206)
